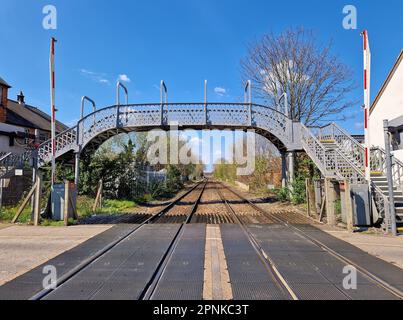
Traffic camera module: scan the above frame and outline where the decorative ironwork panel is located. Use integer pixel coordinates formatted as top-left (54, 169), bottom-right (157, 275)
top-left (301, 124), bottom-right (328, 175)
top-left (38, 127), bottom-right (77, 166)
top-left (123, 104), bottom-right (161, 127)
top-left (165, 103), bottom-right (205, 126)
top-left (37, 102), bottom-right (294, 167)
top-left (318, 123), bottom-right (365, 172)
top-left (371, 147), bottom-right (403, 192)
top-left (208, 104), bottom-right (249, 127)
top-left (252, 105), bottom-right (288, 141)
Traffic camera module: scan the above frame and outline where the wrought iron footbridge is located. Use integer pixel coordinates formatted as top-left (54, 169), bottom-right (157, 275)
top-left (36, 102), bottom-right (301, 167)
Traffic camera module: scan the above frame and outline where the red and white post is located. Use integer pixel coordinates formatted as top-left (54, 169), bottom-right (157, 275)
top-left (362, 30), bottom-right (371, 182)
top-left (49, 37), bottom-right (57, 186)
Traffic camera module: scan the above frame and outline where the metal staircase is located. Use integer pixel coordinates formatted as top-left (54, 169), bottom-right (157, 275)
top-left (0, 151), bottom-right (31, 179)
top-left (301, 123), bottom-right (402, 232)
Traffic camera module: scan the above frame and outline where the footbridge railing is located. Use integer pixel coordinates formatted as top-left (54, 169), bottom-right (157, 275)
top-left (301, 124), bottom-right (365, 184)
top-left (317, 123), bottom-right (366, 171)
top-left (0, 150), bottom-right (32, 179)
top-left (36, 102), bottom-right (295, 167)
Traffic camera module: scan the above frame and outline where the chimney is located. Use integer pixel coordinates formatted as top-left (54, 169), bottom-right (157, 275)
top-left (0, 76), bottom-right (11, 123)
top-left (17, 91), bottom-right (25, 106)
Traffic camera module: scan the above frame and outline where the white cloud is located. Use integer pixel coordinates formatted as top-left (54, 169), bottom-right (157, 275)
top-left (118, 74), bottom-right (131, 82)
top-left (80, 69), bottom-right (109, 84)
top-left (189, 136), bottom-right (202, 145)
top-left (354, 122), bottom-right (364, 129)
top-left (214, 87), bottom-right (227, 96)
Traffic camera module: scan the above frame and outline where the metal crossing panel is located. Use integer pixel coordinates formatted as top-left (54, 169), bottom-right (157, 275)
top-left (151, 224), bottom-right (206, 300)
top-left (43, 224), bottom-right (180, 300)
top-left (249, 224), bottom-right (401, 300)
top-left (220, 224), bottom-right (290, 300)
top-left (0, 225), bottom-right (138, 300)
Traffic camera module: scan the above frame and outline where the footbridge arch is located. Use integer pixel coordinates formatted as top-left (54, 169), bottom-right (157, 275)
top-left (36, 102), bottom-right (303, 168)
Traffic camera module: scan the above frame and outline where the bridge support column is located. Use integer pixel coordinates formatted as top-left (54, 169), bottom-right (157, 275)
top-left (74, 152), bottom-right (80, 187)
top-left (325, 178), bottom-right (337, 226)
top-left (281, 153), bottom-right (287, 188)
top-left (342, 180), bottom-right (354, 231)
top-left (287, 151), bottom-right (295, 190)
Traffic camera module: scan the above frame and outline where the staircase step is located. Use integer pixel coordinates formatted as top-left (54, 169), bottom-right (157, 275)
top-left (373, 181), bottom-right (389, 186)
top-left (394, 202), bottom-right (403, 208)
top-left (371, 172), bottom-right (385, 177)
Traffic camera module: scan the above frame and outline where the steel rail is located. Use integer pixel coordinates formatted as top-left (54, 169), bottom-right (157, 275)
top-left (219, 182), bottom-right (403, 300)
top-left (141, 180), bottom-right (208, 300)
top-left (216, 184), bottom-right (353, 300)
top-left (29, 181), bottom-right (205, 300)
top-left (215, 184), bottom-right (297, 301)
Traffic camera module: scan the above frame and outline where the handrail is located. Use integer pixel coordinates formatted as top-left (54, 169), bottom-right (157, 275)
top-left (0, 152), bottom-right (12, 162)
top-left (160, 81), bottom-right (168, 125)
top-left (300, 124), bottom-right (328, 175)
top-left (81, 96), bottom-right (96, 119)
top-left (160, 81), bottom-right (168, 104)
top-left (116, 81), bottom-right (129, 106)
top-left (278, 92), bottom-right (288, 117)
top-left (318, 123), bottom-right (366, 170)
top-left (38, 125), bottom-right (77, 150)
top-left (244, 80), bottom-right (252, 104)
top-left (371, 147), bottom-right (403, 192)
top-left (76, 102), bottom-right (288, 124)
top-left (244, 80), bottom-right (252, 126)
top-left (302, 123), bottom-right (365, 183)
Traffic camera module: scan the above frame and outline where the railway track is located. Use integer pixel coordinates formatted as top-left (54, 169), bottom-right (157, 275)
top-left (140, 181), bottom-right (207, 299)
top-left (29, 180), bottom-right (207, 300)
top-left (217, 182), bottom-right (403, 300)
top-left (13, 180), bottom-right (401, 300)
top-left (215, 185), bottom-right (297, 300)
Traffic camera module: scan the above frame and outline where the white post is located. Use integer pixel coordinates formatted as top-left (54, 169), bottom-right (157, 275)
top-left (362, 30), bottom-right (371, 182)
top-left (49, 37), bottom-right (57, 187)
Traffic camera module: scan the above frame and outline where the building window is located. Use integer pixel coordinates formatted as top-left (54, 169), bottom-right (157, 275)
top-left (0, 88), bottom-right (3, 105)
top-left (391, 129), bottom-right (403, 151)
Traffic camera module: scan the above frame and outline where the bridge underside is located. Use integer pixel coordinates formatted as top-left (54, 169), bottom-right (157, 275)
top-left (50, 126), bottom-right (298, 167)
top-left (82, 125), bottom-right (290, 155)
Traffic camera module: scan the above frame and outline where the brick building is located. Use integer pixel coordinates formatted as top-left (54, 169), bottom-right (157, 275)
top-left (0, 76), bottom-right (67, 207)
top-left (0, 76), bottom-right (67, 154)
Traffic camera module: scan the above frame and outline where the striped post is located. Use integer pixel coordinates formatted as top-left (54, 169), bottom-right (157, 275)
top-left (49, 37), bottom-right (57, 186)
top-left (362, 30), bottom-right (371, 182)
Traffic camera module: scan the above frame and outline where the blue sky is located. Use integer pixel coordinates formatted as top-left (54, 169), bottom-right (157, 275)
top-left (0, 0), bottom-right (402, 136)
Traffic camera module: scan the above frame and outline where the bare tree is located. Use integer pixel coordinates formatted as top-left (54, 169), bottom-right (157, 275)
top-left (241, 27), bottom-right (356, 125)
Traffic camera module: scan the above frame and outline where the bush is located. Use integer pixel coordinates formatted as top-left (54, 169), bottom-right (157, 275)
top-left (274, 187), bottom-right (290, 202)
top-left (165, 165), bottom-right (183, 193)
top-left (290, 175), bottom-right (306, 205)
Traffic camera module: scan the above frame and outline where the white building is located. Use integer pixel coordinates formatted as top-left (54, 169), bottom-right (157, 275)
top-left (369, 50), bottom-right (403, 160)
